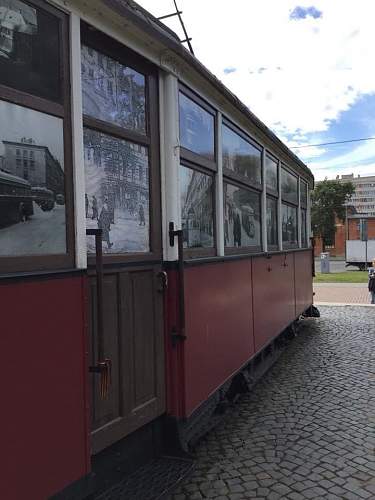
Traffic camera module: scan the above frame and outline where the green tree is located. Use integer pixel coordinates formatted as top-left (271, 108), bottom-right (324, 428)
top-left (311, 179), bottom-right (355, 251)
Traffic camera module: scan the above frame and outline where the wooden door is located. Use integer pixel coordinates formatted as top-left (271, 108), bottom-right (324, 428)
top-left (89, 264), bottom-right (165, 454)
top-left (81, 25), bottom-right (164, 454)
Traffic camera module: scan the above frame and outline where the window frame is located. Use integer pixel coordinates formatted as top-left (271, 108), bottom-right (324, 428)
top-left (222, 117), bottom-right (263, 191)
top-left (179, 159), bottom-right (216, 258)
top-left (0, 0), bottom-right (75, 274)
top-left (266, 194), bottom-right (279, 252)
top-left (178, 84), bottom-right (217, 170)
top-left (281, 164), bottom-right (299, 206)
top-left (223, 177), bottom-right (263, 255)
top-left (265, 152), bottom-right (279, 197)
top-left (81, 23), bottom-right (162, 265)
top-left (281, 201), bottom-right (299, 249)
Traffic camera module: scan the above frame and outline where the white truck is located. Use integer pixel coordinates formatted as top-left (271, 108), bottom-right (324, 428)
top-left (346, 240), bottom-right (375, 270)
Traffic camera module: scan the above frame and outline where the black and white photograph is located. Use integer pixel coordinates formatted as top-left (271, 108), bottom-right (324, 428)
top-left (0, 0), bottom-right (37, 59)
top-left (84, 128), bottom-right (150, 254)
top-left (282, 203), bottom-right (298, 246)
top-left (0, 100), bottom-right (66, 256)
top-left (81, 45), bottom-right (146, 134)
top-left (224, 182), bottom-right (261, 248)
top-left (267, 196), bottom-right (278, 246)
top-left (281, 167), bottom-right (298, 205)
top-left (180, 165), bottom-right (214, 248)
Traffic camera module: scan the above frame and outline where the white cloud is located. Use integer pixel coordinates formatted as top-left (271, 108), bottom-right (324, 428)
top-left (138, 0), bottom-right (375, 176)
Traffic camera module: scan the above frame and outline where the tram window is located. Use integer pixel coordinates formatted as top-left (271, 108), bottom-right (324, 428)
top-left (301, 208), bottom-right (308, 247)
top-left (222, 123), bottom-right (261, 187)
top-left (300, 180), bottom-right (308, 207)
top-left (83, 127), bottom-right (150, 254)
top-left (0, 99), bottom-right (67, 257)
top-left (265, 155), bottom-right (278, 193)
top-left (266, 196), bottom-right (278, 248)
top-left (281, 203), bottom-right (298, 247)
top-left (180, 164), bottom-right (214, 250)
top-left (281, 167), bottom-right (298, 205)
top-left (223, 182), bottom-right (261, 250)
top-left (0, 0), bottom-right (61, 102)
top-left (81, 45), bottom-right (146, 134)
top-left (179, 92), bottom-right (215, 162)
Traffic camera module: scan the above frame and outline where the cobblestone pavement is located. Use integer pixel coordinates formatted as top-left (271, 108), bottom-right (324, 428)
top-left (313, 284), bottom-right (371, 305)
top-left (169, 306), bottom-right (375, 500)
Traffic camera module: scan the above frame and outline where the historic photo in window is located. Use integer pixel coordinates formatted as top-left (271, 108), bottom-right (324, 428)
top-left (282, 203), bottom-right (297, 246)
top-left (224, 183), bottom-right (261, 248)
top-left (0, 0), bottom-right (61, 102)
top-left (180, 165), bottom-right (214, 249)
top-left (84, 128), bottom-right (150, 254)
top-left (81, 45), bottom-right (146, 134)
top-left (0, 100), bottom-right (66, 256)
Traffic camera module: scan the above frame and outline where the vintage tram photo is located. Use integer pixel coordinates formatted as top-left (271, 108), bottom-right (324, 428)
top-left (0, 1), bottom-right (316, 499)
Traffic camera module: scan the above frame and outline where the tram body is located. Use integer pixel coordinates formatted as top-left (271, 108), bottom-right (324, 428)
top-left (0, 1), bottom-right (314, 499)
top-left (0, 170), bottom-right (33, 227)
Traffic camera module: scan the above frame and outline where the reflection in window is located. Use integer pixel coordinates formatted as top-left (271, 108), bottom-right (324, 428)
top-left (84, 128), bottom-right (150, 253)
top-left (224, 183), bottom-right (261, 248)
top-left (0, 0), bottom-right (61, 102)
top-left (301, 208), bottom-right (307, 247)
top-left (180, 165), bottom-right (214, 249)
top-left (282, 203), bottom-right (297, 247)
top-left (265, 155), bottom-right (278, 192)
top-left (266, 197), bottom-right (278, 247)
top-left (300, 180), bottom-right (308, 206)
top-left (222, 125), bottom-right (261, 185)
top-left (0, 100), bottom-right (66, 255)
top-left (81, 45), bottom-right (146, 133)
top-left (281, 168), bottom-right (298, 205)
top-left (179, 92), bottom-right (214, 161)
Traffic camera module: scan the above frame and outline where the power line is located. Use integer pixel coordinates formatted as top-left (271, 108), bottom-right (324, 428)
top-left (290, 136), bottom-right (375, 149)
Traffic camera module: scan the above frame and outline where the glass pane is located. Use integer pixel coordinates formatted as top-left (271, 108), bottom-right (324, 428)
top-left (281, 167), bottom-right (298, 205)
top-left (84, 128), bottom-right (149, 253)
top-left (81, 45), bottom-right (146, 134)
top-left (0, 0), bottom-right (61, 102)
top-left (282, 203), bottom-right (298, 246)
top-left (222, 124), bottom-right (261, 185)
top-left (266, 155), bottom-right (278, 192)
top-left (224, 182), bottom-right (261, 248)
top-left (266, 197), bottom-right (278, 247)
top-left (300, 180), bottom-right (308, 206)
top-left (179, 92), bottom-right (214, 161)
top-left (0, 100), bottom-right (66, 255)
top-left (301, 208), bottom-right (307, 247)
top-left (180, 165), bottom-right (214, 248)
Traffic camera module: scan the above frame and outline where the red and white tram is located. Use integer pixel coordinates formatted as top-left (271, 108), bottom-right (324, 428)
top-left (0, 1), bottom-right (315, 499)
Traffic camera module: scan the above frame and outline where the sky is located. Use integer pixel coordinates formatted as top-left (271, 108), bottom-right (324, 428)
top-left (137, 0), bottom-right (375, 181)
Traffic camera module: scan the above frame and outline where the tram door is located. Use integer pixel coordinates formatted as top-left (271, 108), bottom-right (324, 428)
top-left (81, 26), bottom-right (165, 454)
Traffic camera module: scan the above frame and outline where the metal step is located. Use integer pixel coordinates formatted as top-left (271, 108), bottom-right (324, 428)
top-left (93, 456), bottom-right (194, 500)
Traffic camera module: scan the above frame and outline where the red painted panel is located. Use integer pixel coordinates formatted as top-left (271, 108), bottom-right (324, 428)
top-left (183, 261), bottom-right (254, 417)
top-left (0, 276), bottom-right (89, 500)
top-left (295, 251), bottom-right (313, 316)
top-left (252, 254), bottom-right (295, 352)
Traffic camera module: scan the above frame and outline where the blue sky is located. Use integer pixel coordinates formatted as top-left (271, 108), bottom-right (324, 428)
top-left (138, 0), bottom-right (375, 181)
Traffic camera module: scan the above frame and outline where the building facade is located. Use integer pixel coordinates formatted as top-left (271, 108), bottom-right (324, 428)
top-left (338, 173), bottom-right (375, 216)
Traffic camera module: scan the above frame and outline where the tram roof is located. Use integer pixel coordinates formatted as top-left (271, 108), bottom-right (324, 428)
top-left (111, 0), bottom-right (314, 183)
top-left (0, 169), bottom-right (31, 186)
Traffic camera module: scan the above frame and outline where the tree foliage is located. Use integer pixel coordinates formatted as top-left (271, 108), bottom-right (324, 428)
top-left (311, 179), bottom-right (355, 251)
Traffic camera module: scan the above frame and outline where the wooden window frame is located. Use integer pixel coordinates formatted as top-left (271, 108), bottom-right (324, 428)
top-left (281, 164), bottom-right (299, 206)
top-left (266, 194), bottom-right (279, 252)
top-left (222, 117), bottom-right (263, 192)
top-left (81, 23), bottom-right (162, 266)
top-left (178, 84), bottom-right (217, 169)
top-left (281, 201), bottom-right (299, 249)
top-left (265, 152), bottom-right (279, 197)
top-left (180, 159), bottom-right (217, 259)
top-left (0, 0), bottom-right (74, 274)
top-left (223, 177), bottom-right (263, 255)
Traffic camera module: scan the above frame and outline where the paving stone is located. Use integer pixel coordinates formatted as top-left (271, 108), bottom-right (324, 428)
top-left (168, 307), bottom-right (375, 500)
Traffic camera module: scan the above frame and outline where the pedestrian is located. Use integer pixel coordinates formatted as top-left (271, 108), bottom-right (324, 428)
top-left (98, 198), bottom-right (113, 249)
top-left (233, 211), bottom-right (241, 247)
top-left (85, 193), bottom-right (89, 218)
top-left (19, 202), bottom-right (27, 222)
top-left (92, 195), bottom-right (98, 220)
top-left (139, 203), bottom-right (145, 226)
top-left (369, 269), bottom-right (375, 305)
